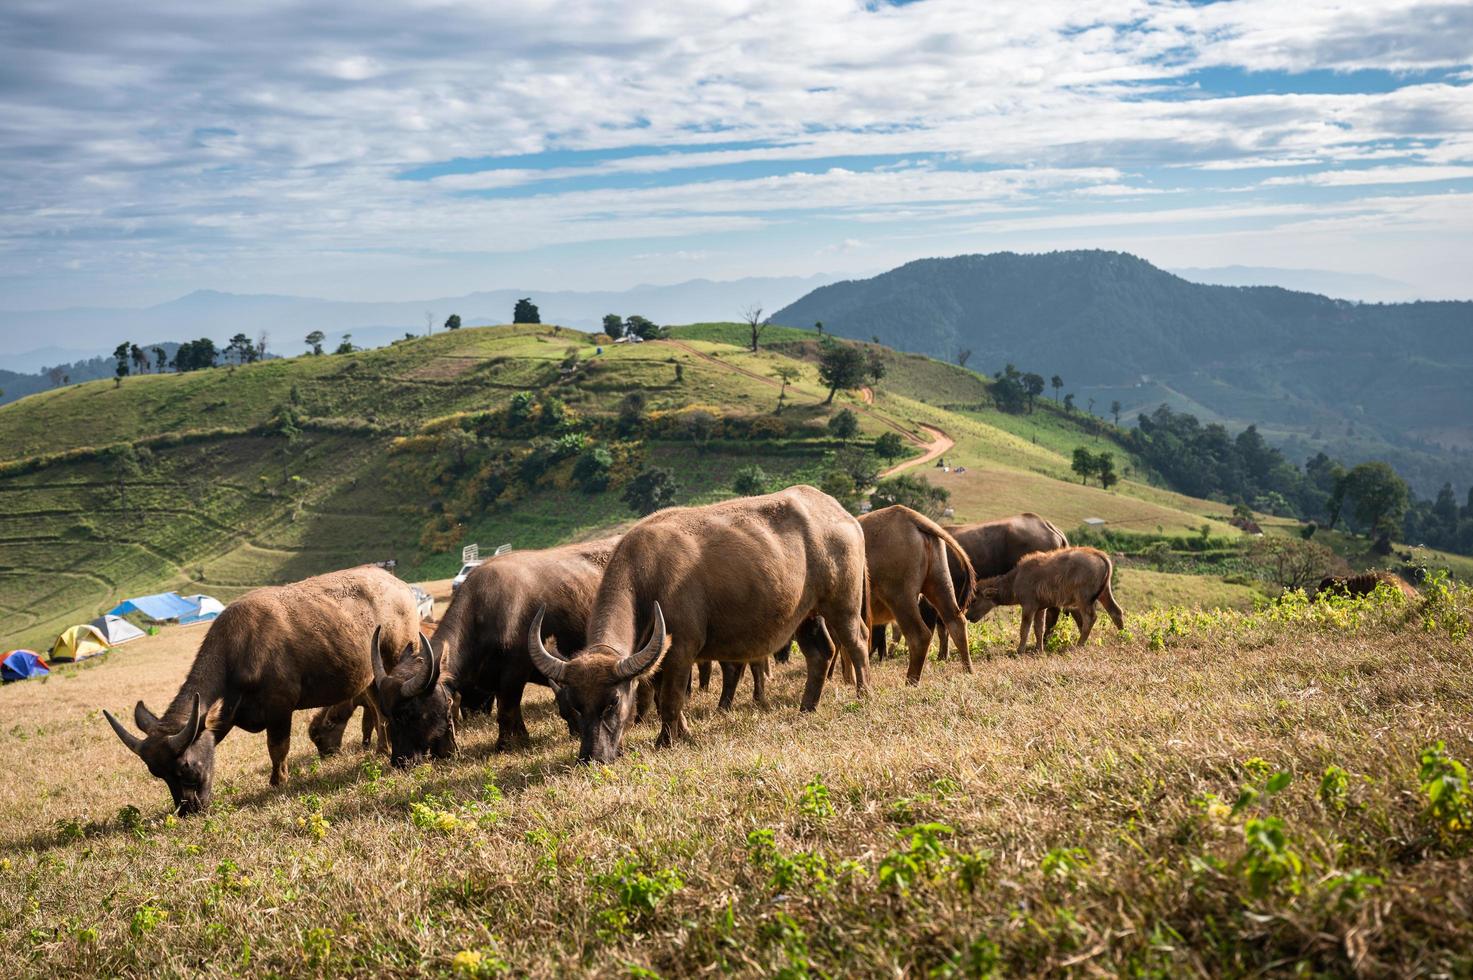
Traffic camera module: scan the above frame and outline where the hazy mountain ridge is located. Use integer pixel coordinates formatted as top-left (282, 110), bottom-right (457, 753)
top-left (772, 250), bottom-right (1473, 495)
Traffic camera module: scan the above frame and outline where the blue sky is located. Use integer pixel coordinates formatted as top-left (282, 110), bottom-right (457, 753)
top-left (0, 0), bottom-right (1470, 310)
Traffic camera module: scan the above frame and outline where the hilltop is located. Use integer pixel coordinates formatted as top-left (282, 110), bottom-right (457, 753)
top-left (773, 250), bottom-right (1473, 495)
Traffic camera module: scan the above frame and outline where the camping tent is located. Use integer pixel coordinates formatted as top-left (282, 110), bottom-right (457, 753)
top-left (1, 650), bottom-right (49, 683)
top-left (107, 592), bottom-right (197, 622)
top-left (49, 624), bottom-right (110, 662)
top-left (179, 595), bottom-right (224, 626)
top-left (89, 613), bottom-right (146, 645)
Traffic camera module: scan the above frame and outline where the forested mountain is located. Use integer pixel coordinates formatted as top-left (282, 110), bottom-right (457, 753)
top-left (773, 250), bottom-right (1473, 493)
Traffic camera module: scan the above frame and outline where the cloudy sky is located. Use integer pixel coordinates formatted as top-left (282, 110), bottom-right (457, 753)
top-left (2, 0), bottom-right (1471, 310)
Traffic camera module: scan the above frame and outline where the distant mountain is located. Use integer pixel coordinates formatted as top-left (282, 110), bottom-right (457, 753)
top-left (1170, 265), bottom-right (1424, 303)
top-left (0, 275), bottom-right (837, 365)
top-left (773, 250), bottom-right (1473, 494)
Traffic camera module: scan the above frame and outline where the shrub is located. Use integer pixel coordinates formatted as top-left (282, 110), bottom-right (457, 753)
top-left (874, 431), bottom-right (906, 460)
top-left (871, 473), bottom-right (949, 520)
top-left (572, 446), bottom-right (613, 493)
top-left (1419, 741), bottom-right (1472, 842)
top-left (623, 467), bottom-right (679, 516)
top-left (827, 409), bottom-right (859, 442)
top-left (732, 465), bottom-right (769, 497)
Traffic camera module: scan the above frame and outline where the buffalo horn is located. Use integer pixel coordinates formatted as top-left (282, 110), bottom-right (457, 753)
top-left (526, 607), bottom-right (569, 683)
top-left (104, 709), bottom-right (144, 755)
top-left (165, 693), bottom-right (203, 754)
top-left (615, 602), bottom-right (666, 681)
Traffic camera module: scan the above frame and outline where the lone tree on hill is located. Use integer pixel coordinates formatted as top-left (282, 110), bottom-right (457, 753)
top-left (1111, 400), bottom-right (1122, 426)
top-left (866, 350), bottom-right (887, 387)
top-left (1336, 461), bottom-right (1409, 548)
top-left (1063, 393), bottom-right (1075, 414)
top-left (47, 366), bottom-right (64, 387)
top-left (152, 346), bottom-right (166, 372)
top-left (130, 343), bottom-right (147, 375)
top-left (113, 342), bottom-right (131, 386)
top-left (817, 339), bottom-right (867, 405)
top-left (334, 334), bottom-right (355, 355)
top-left (773, 364), bottom-right (801, 411)
top-left (305, 331), bottom-right (325, 355)
top-left (513, 298), bottom-right (540, 324)
top-left (1096, 451), bottom-right (1119, 489)
top-left (602, 314), bottom-right (625, 339)
top-left (874, 431), bottom-right (906, 461)
top-left (1023, 372), bottom-right (1045, 413)
top-left (828, 408), bottom-right (859, 443)
top-left (623, 466), bottom-right (679, 516)
top-left (1051, 374), bottom-right (1063, 403)
top-left (626, 315), bottom-right (659, 339)
top-left (1072, 447), bottom-right (1096, 485)
top-left (742, 305), bottom-right (769, 352)
top-left (444, 314), bottom-right (461, 330)
top-left (955, 348), bottom-right (973, 369)
top-left (814, 320), bottom-right (823, 335)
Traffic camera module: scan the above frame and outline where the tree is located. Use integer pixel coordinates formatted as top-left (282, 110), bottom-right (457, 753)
top-left (572, 447), bottom-right (613, 493)
top-left (1022, 372), bottom-right (1045, 413)
top-left (827, 408), bottom-right (859, 443)
top-left (334, 334), bottom-right (355, 355)
top-left (1340, 461), bottom-right (1409, 542)
top-left (1249, 536), bottom-right (1341, 591)
top-left (1110, 400), bottom-right (1122, 426)
top-left (130, 343), bottom-right (146, 375)
top-left (617, 391), bottom-right (647, 435)
top-left (513, 298), bottom-right (540, 324)
top-left (255, 331), bottom-right (268, 362)
top-left (113, 342), bottom-right (130, 386)
top-left (990, 364), bottom-right (1028, 414)
top-left (623, 466), bottom-right (678, 516)
top-left (626, 315), bottom-right (660, 340)
top-left (1087, 397), bottom-right (1096, 417)
top-left (814, 321), bottom-right (823, 336)
top-left (269, 404), bottom-right (302, 483)
top-left (47, 366), bottom-right (64, 387)
top-left (773, 364), bottom-right (801, 411)
top-left (866, 350), bottom-right (887, 387)
top-left (817, 340), bottom-right (867, 405)
top-left (152, 346), bottom-right (166, 372)
top-left (682, 410), bottom-right (718, 455)
top-left (1432, 482), bottom-right (1459, 526)
top-left (602, 314), bottom-right (625, 339)
top-left (874, 431), bottom-right (906, 460)
top-left (1071, 447), bottom-right (1096, 485)
top-left (444, 314), bottom-right (461, 331)
top-left (955, 348), bottom-right (972, 369)
top-left (225, 333), bottom-right (253, 365)
top-left (305, 331), bottom-right (325, 356)
top-left (172, 338), bottom-right (218, 372)
top-left (1063, 393), bottom-right (1075, 414)
top-left (871, 473), bottom-right (950, 520)
top-left (1095, 451), bottom-right (1118, 489)
top-left (732, 464), bottom-right (769, 496)
top-left (1051, 375), bottom-right (1063, 403)
top-left (742, 305), bottom-right (768, 352)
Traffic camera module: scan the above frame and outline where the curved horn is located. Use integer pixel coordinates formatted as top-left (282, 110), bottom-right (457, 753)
top-left (369, 625), bottom-right (388, 689)
top-left (401, 634), bottom-right (438, 698)
top-left (526, 606), bottom-right (568, 683)
top-left (165, 693), bottom-right (203, 754)
top-left (134, 700), bottom-right (162, 733)
top-left (104, 709), bottom-right (144, 755)
top-left (616, 602), bottom-right (666, 681)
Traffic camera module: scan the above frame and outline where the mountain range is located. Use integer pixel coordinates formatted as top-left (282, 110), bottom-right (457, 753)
top-left (773, 250), bottom-right (1473, 495)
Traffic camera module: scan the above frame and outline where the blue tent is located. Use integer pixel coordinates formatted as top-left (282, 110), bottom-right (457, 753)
top-left (2, 650), bottom-right (49, 683)
top-left (108, 592), bottom-right (198, 622)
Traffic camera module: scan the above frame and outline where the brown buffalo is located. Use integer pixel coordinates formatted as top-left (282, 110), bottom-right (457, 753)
top-left (973, 546), bottom-right (1124, 655)
top-left (875, 512), bottom-right (1068, 660)
top-left (527, 485), bottom-right (871, 763)
top-left (370, 537), bottom-right (619, 767)
top-left (104, 566), bottom-right (418, 814)
top-left (861, 505), bottom-right (976, 683)
top-left (1314, 571), bottom-right (1419, 600)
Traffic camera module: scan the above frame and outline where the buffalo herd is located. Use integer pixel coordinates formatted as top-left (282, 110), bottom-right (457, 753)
top-left (106, 484), bottom-right (1128, 813)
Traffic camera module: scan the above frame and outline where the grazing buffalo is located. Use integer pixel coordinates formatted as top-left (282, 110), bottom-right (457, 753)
top-left (369, 537), bottom-right (620, 767)
top-left (973, 546), bottom-right (1125, 656)
top-left (860, 505), bottom-right (976, 684)
top-left (1314, 571), bottom-right (1419, 600)
top-left (104, 566), bottom-right (419, 815)
top-left (527, 485), bottom-right (871, 763)
top-left (875, 513), bottom-right (1068, 660)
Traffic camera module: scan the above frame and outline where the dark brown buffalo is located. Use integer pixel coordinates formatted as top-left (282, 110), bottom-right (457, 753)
top-left (1314, 571), bottom-right (1419, 600)
top-left (861, 505), bottom-right (976, 683)
top-left (527, 485), bottom-right (871, 763)
top-left (369, 537), bottom-right (619, 767)
top-left (104, 566), bottom-right (418, 814)
top-left (874, 512), bottom-right (1068, 660)
top-left (973, 546), bottom-right (1124, 655)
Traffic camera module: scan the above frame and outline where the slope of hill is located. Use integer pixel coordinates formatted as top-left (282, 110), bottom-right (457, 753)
top-left (772, 250), bottom-right (1473, 494)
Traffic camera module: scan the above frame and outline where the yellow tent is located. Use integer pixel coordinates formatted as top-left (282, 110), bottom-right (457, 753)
top-left (49, 624), bottom-right (111, 663)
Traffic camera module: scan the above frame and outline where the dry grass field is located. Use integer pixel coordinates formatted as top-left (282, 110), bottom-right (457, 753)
top-left (1, 583), bottom-right (1470, 977)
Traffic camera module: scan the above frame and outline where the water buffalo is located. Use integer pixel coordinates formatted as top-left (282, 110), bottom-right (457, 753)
top-left (876, 513), bottom-right (1069, 660)
top-left (103, 566), bottom-right (419, 815)
top-left (369, 537), bottom-right (619, 767)
top-left (1313, 571), bottom-right (1419, 600)
top-left (527, 485), bottom-right (871, 763)
top-left (973, 546), bottom-right (1124, 655)
top-left (860, 505), bottom-right (976, 683)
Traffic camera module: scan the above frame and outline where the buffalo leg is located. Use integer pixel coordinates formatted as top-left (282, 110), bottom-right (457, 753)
top-left (267, 719), bottom-right (292, 787)
top-left (920, 600), bottom-right (945, 659)
top-left (1043, 607), bottom-right (1061, 641)
top-left (653, 656), bottom-right (694, 747)
top-left (495, 674), bottom-right (531, 751)
top-left (894, 603), bottom-right (935, 685)
top-left (1032, 608), bottom-right (1049, 655)
top-left (751, 659), bottom-right (769, 708)
top-left (869, 623), bottom-right (887, 661)
top-left (830, 615), bottom-right (870, 697)
top-left (359, 698), bottom-right (376, 749)
top-left (716, 661), bottom-right (743, 711)
top-left (796, 617), bottom-right (835, 711)
top-left (1076, 605), bottom-right (1097, 646)
top-left (1015, 606), bottom-right (1035, 656)
top-left (698, 661), bottom-right (713, 690)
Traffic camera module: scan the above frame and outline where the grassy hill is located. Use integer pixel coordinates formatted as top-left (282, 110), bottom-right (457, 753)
top-left (0, 322), bottom-right (1452, 652)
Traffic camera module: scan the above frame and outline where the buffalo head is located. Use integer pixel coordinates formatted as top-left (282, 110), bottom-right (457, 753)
top-left (104, 694), bottom-right (217, 815)
top-left (968, 582), bottom-right (1004, 620)
top-left (527, 602), bottom-right (666, 764)
top-left (370, 627), bottom-right (456, 768)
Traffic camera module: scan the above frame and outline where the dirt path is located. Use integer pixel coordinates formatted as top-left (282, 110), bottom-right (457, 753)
top-left (881, 424), bottom-right (954, 477)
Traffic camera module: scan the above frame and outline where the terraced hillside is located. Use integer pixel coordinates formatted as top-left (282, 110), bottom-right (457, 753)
top-left (0, 321), bottom-right (1402, 651)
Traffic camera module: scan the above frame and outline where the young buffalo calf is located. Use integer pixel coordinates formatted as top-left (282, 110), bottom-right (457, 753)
top-left (972, 546), bottom-right (1125, 655)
